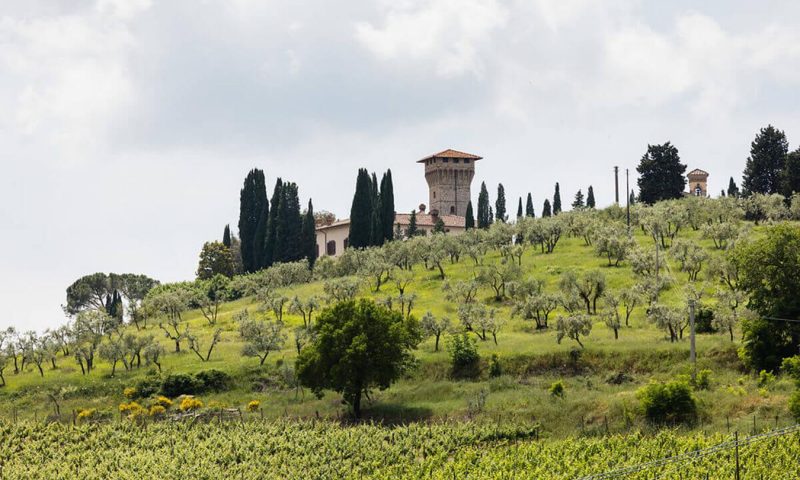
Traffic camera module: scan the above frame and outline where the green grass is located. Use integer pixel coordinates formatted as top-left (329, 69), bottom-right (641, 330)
top-left (0, 223), bottom-right (796, 438)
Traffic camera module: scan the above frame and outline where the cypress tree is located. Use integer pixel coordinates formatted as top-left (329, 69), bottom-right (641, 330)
top-left (586, 186), bottom-right (596, 208)
top-left (553, 183), bottom-right (562, 215)
top-left (782, 149), bottom-right (800, 198)
top-left (542, 199), bottom-right (552, 217)
top-left (742, 125), bottom-right (788, 195)
top-left (380, 170), bottom-right (395, 242)
top-left (727, 177), bottom-right (740, 198)
top-left (274, 182), bottom-right (303, 263)
top-left (370, 195), bottom-right (384, 247)
top-left (488, 206), bottom-right (494, 225)
top-left (407, 210), bottom-right (419, 237)
top-left (516, 197), bottom-right (523, 219)
top-left (495, 183), bottom-right (507, 222)
top-left (349, 169), bottom-right (374, 249)
top-left (238, 169), bottom-right (268, 273)
top-left (477, 182), bottom-right (490, 229)
top-left (629, 190), bottom-right (636, 205)
top-left (262, 179), bottom-right (283, 268)
top-left (465, 201), bottom-right (475, 229)
top-left (222, 224), bottom-right (232, 248)
top-left (572, 189), bottom-right (585, 209)
top-left (526, 193), bottom-right (535, 217)
top-left (301, 199), bottom-right (317, 268)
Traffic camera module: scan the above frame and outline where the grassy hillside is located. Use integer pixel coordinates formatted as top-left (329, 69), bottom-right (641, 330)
top-left (1, 213), bottom-right (797, 438)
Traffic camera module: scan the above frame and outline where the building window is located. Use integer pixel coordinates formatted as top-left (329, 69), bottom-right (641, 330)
top-left (464, 159), bottom-right (470, 164)
top-left (433, 191), bottom-right (436, 199)
top-left (442, 158), bottom-right (449, 163)
top-left (326, 240), bottom-right (336, 256)
top-left (453, 159), bottom-right (459, 163)
top-left (695, 185), bottom-right (702, 196)
top-left (450, 206), bottom-right (455, 214)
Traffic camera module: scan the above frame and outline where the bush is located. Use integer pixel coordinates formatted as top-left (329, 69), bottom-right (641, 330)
top-left (488, 354), bottom-right (502, 378)
top-left (637, 381), bottom-right (697, 425)
top-left (195, 369), bottom-right (232, 392)
top-left (119, 402), bottom-right (143, 414)
top-left (758, 370), bottom-right (775, 388)
top-left (246, 400), bottom-right (261, 412)
top-left (789, 391), bottom-right (800, 422)
top-left (694, 369), bottom-right (712, 390)
top-left (134, 376), bottom-right (161, 398)
top-left (179, 397), bottom-right (204, 411)
top-left (149, 405), bottom-right (167, 417)
top-left (447, 333), bottom-right (480, 379)
top-left (153, 396), bottom-right (173, 409)
top-left (694, 308), bottom-right (716, 333)
top-left (160, 374), bottom-right (202, 397)
top-left (123, 387), bottom-right (137, 399)
top-left (549, 380), bottom-right (565, 398)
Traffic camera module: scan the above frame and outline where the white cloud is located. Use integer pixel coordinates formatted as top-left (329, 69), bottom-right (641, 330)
top-left (355, 0), bottom-right (508, 77)
top-left (95, 0), bottom-right (152, 20)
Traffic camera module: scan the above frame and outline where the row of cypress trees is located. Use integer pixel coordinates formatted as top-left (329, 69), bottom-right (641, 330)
top-left (348, 169), bottom-right (395, 249)
top-left (466, 181), bottom-right (575, 229)
top-left (238, 169), bottom-right (316, 273)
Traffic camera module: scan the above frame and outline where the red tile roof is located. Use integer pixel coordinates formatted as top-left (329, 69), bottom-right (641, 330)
top-left (417, 149), bottom-right (482, 163)
top-left (687, 168), bottom-right (709, 176)
top-left (394, 213), bottom-right (466, 228)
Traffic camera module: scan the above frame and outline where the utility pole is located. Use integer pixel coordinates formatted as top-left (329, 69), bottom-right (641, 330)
top-left (625, 168), bottom-right (630, 230)
top-left (689, 299), bottom-right (697, 381)
top-left (614, 166), bottom-right (619, 204)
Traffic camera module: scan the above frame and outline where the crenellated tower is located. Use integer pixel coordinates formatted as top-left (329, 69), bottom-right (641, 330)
top-left (417, 149), bottom-right (482, 217)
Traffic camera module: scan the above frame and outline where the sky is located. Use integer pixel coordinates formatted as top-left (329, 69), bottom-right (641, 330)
top-left (2, 0), bottom-right (800, 331)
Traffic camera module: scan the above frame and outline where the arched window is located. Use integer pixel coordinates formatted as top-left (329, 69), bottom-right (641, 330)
top-left (326, 240), bottom-right (336, 256)
top-left (450, 205), bottom-right (456, 214)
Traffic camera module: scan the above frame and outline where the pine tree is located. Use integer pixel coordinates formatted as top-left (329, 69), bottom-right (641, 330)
top-left (542, 199), bottom-right (552, 217)
top-left (516, 197), bottom-right (523, 219)
top-left (301, 199), bottom-right (317, 268)
top-left (477, 182), bottom-right (490, 229)
top-left (380, 170), bottom-right (395, 242)
top-left (238, 169), bottom-right (268, 273)
top-left (782, 149), bottom-right (800, 198)
top-left (222, 225), bottom-right (231, 248)
top-left (742, 125), bottom-right (788, 195)
top-left (262, 179), bottom-right (283, 268)
top-left (274, 182), bottom-right (303, 263)
top-left (727, 177), bottom-right (740, 198)
top-left (572, 189), bottom-right (585, 209)
top-left (495, 183), bottom-right (507, 222)
top-left (586, 186), bottom-right (596, 208)
top-left (553, 183), bottom-right (562, 215)
top-left (407, 210), bottom-right (419, 237)
top-left (636, 142), bottom-right (687, 204)
top-left (465, 201), bottom-right (475, 229)
top-left (526, 193), bottom-right (535, 217)
top-left (349, 169), bottom-right (374, 249)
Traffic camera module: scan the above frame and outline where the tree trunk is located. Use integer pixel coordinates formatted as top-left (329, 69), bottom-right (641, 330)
top-left (110, 360), bottom-right (117, 377)
top-left (37, 364), bottom-right (44, 377)
top-left (175, 340), bottom-right (181, 353)
top-left (614, 329), bottom-right (619, 340)
top-left (434, 334), bottom-right (440, 352)
top-left (51, 358), bottom-right (57, 369)
top-left (352, 391), bottom-right (362, 419)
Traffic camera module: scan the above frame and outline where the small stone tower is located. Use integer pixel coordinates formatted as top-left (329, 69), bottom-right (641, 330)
top-left (418, 149), bottom-right (482, 217)
top-left (687, 169), bottom-right (709, 197)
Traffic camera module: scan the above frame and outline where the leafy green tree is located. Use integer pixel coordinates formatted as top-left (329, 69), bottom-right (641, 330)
top-left (196, 241), bottom-right (234, 280)
top-left (734, 224), bottom-right (800, 370)
top-left (542, 199), bottom-right (552, 217)
top-left (65, 273), bottom-right (111, 315)
top-left (556, 314), bottom-right (592, 348)
top-left (495, 183), bottom-right (507, 222)
top-left (301, 199), bottom-right (317, 267)
top-left (526, 193), bottom-right (535, 217)
top-left (186, 328), bottom-right (223, 362)
top-left (727, 177), bottom-right (740, 198)
top-left (296, 299), bottom-right (420, 418)
top-left (380, 170), bottom-right (395, 242)
top-left (636, 142), bottom-right (687, 204)
top-left (194, 274), bottom-right (230, 325)
top-left (349, 169), bottom-right (374, 249)
top-left (238, 169), bottom-right (268, 273)
top-left (783, 149), bottom-right (800, 198)
top-left (572, 189), bottom-right (584, 209)
top-left (465, 201), bottom-right (475, 229)
top-left (447, 332), bottom-right (480, 379)
top-left (553, 183), bottom-right (562, 215)
top-left (477, 182), bottom-right (491, 228)
top-left (262, 178), bottom-right (283, 268)
top-left (586, 186), bottom-right (596, 208)
top-left (420, 312), bottom-right (451, 352)
top-left (743, 125), bottom-right (788, 195)
top-left (560, 270), bottom-right (606, 314)
top-left (236, 310), bottom-right (287, 365)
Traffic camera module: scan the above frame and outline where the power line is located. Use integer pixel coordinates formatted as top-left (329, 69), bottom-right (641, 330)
top-left (762, 316), bottom-right (800, 324)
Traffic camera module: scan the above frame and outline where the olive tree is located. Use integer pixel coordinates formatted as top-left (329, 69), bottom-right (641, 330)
top-left (238, 312), bottom-right (287, 365)
top-left (420, 312), bottom-right (451, 351)
top-left (556, 314), bottom-right (593, 348)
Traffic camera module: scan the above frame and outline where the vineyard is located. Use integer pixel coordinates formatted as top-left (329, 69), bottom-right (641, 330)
top-left (0, 419), bottom-right (798, 479)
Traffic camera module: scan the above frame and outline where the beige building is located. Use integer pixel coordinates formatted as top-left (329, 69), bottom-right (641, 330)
top-left (315, 148), bottom-right (478, 258)
top-left (687, 169), bottom-right (709, 197)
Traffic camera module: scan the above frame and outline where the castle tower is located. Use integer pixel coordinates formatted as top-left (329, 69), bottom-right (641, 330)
top-left (687, 169), bottom-right (709, 197)
top-left (417, 149), bottom-right (482, 217)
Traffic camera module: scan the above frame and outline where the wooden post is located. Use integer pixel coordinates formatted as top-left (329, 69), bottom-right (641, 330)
top-left (689, 299), bottom-right (697, 382)
top-left (734, 431), bottom-right (740, 480)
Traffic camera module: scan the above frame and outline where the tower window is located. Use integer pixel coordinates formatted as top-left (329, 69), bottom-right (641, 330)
top-left (450, 206), bottom-right (455, 214)
top-left (433, 191), bottom-right (436, 199)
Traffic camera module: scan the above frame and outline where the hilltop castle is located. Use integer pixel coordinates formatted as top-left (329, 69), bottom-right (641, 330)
top-left (315, 149), bottom-right (478, 257)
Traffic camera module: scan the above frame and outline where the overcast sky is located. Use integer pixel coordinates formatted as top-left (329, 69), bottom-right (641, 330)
top-left (2, 0), bottom-right (800, 331)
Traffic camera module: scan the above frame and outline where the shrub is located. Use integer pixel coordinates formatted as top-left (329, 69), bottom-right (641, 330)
top-left (758, 370), bottom-right (775, 388)
top-left (694, 369), bottom-right (712, 390)
top-left (123, 387), bottom-right (137, 399)
top-left (179, 397), bottom-right (204, 411)
top-left (694, 308), bottom-right (716, 333)
top-left (134, 376), bottom-right (161, 398)
top-left (160, 374), bottom-right (202, 397)
top-left (149, 405), bottom-right (167, 417)
top-left (195, 369), bottom-right (232, 392)
top-left (119, 402), bottom-right (142, 414)
top-left (488, 354), bottom-right (502, 378)
top-left (246, 400), bottom-right (261, 412)
top-left (153, 396), bottom-right (173, 409)
top-left (76, 408), bottom-right (97, 422)
top-left (637, 381), bottom-right (697, 425)
top-left (447, 333), bottom-right (480, 379)
top-left (549, 380), bottom-right (565, 398)
top-left (789, 391), bottom-right (800, 422)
